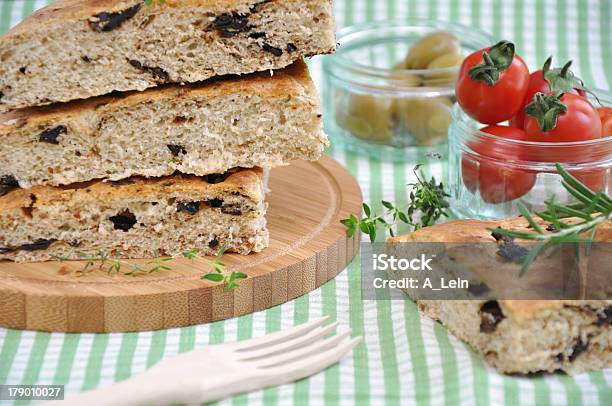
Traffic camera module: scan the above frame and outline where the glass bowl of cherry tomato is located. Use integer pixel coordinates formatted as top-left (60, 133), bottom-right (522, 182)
top-left (448, 40), bottom-right (611, 219)
top-left (321, 20), bottom-right (494, 161)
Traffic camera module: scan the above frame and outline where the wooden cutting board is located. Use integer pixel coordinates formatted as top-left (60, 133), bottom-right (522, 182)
top-left (0, 156), bottom-right (362, 333)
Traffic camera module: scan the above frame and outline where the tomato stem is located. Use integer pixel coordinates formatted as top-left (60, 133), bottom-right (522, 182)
top-left (468, 40), bottom-right (515, 86)
top-left (559, 60), bottom-right (573, 78)
top-left (542, 58), bottom-right (586, 95)
top-left (542, 56), bottom-right (553, 76)
top-left (524, 92), bottom-right (568, 132)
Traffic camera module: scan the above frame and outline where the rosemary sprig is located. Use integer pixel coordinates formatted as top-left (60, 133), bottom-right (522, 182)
top-left (341, 165), bottom-right (450, 241)
top-left (201, 246), bottom-right (248, 292)
top-left (489, 163), bottom-right (612, 276)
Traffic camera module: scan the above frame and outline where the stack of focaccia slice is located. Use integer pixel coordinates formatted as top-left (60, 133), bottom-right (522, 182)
top-left (0, 0), bottom-right (336, 262)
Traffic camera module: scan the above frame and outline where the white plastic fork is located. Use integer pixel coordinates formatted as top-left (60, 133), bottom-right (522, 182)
top-left (53, 317), bottom-right (360, 406)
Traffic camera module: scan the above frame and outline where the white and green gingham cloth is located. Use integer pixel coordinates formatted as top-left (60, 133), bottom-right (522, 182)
top-left (0, 1), bottom-right (611, 405)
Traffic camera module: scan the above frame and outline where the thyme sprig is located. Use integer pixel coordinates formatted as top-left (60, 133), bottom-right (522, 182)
top-left (53, 245), bottom-right (246, 291)
top-left (52, 250), bottom-right (160, 276)
top-left (490, 163), bottom-right (612, 276)
top-left (341, 166), bottom-right (450, 241)
top-left (201, 246), bottom-right (248, 292)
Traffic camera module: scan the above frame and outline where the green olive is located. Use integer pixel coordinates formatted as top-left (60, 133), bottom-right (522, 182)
top-left (389, 62), bottom-right (422, 86)
top-left (336, 94), bottom-right (394, 143)
top-left (402, 31), bottom-right (461, 69)
top-left (395, 97), bottom-right (453, 145)
top-left (427, 52), bottom-right (464, 69)
top-left (422, 52), bottom-right (464, 86)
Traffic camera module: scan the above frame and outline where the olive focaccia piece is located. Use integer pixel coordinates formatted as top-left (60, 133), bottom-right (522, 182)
top-left (0, 61), bottom-right (327, 188)
top-left (388, 217), bottom-right (612, 375)
top-left (0, 0), bottom-right (336, 110)
top-left (0, 168), bottom-right (269, 263)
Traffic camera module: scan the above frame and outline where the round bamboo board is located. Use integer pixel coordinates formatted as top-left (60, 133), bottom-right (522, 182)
top-left (0, 156), bottom-right (362, 333)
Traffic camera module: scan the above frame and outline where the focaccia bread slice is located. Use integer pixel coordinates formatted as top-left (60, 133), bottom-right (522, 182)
top-left (0, 0), bottom-right (336, 110)
top-left (0, 168), bottom-right (269, 262)
top-left (388, 217), bottom-right (612, 374)
top-left (0, 61), bottom-right (327, 188)
top-left (418, 300), bottom-right (611, 375)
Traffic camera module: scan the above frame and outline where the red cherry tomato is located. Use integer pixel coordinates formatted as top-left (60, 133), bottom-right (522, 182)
top-left (524, 94), bottom-right (605, 191)
top-left (462, 125), bottom-right (537, 203)
top-left (456, 41), bottom-right (529, 124)
top-left (510, 76), bottom-right (586, 128)
top-left (599, 107), bottom-right (612, 137)
top-left (510, 58), bottom-right (586, 128)
top-left (570, 168), bottom-right (609, 192)
top-left (461, 158), bottom-right (479, 193)
top-left (569, 107), bottom-right (610, 191)
top-left (524, 93), bottom-right (602, 142)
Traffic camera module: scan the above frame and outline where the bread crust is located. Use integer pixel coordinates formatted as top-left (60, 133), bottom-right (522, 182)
top-left (388, 216), bottom-right (612, 244)
top-left (6, 0), bottom-right (329, 33)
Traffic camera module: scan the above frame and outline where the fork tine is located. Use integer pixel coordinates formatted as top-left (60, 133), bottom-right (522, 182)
top-left (234, 316), bottom-right (329, 352)
top-left (255, 328), bottom-right (352, 368)
top-left (258, 337), bottom-right (362, 381)
top-left (240, 322), bottom-right (339, 361)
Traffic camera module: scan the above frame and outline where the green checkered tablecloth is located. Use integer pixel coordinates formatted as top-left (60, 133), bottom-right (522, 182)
top-left (1, 0), bottom-right (611, 405)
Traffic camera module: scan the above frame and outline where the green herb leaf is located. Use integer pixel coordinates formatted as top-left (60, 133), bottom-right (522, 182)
top-left (359, 221), bottom-right (370, 234)
top-left (346, 225), bottom-right (356, 238)
top-left (216, 245), bottom-right (228, 258)
top-left (197, 246), bottom-right (247, 291)
top-left (202, 273), bottom-right (225, 282)
top-left (518, 203), bottom-right (544, 233)
top-left (340, 218), bottom-right (354, 227)
top-left (367, 222), bottom-right (377, 242)
top-left (519, 241), bottom-right (547, 277)
top-left (340, 215), bottom-right (358, 238)
top-left (183, 248), bottom-right (199, 260)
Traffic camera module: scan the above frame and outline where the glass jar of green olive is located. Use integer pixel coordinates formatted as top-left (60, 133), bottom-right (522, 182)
top-left (322, 21), bottom-right (494, 161)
